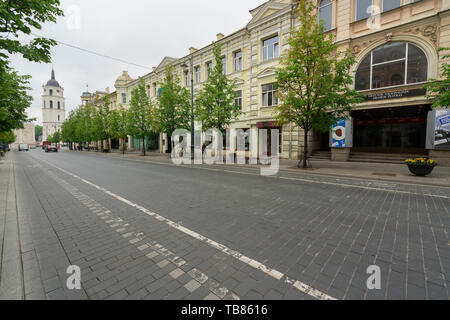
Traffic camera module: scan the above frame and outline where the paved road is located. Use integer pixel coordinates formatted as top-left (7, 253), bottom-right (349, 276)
top-left (1, 149), bottom-right (449, 300)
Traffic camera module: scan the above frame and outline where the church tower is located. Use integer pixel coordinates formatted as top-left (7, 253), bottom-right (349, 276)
top-left (42, 68), bottom-right (66, 141)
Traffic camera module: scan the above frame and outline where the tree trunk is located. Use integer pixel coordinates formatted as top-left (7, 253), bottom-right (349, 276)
top-left (142, 137), bottom-right (146, 156)
top-left (100, 139), bottom-right (104, 152)
top-left (122, 138), bottom-right (125, 155)
top-left (302, 129), bottom-right (309, 168)
top-left (167, 136), bottom-right (172, 153)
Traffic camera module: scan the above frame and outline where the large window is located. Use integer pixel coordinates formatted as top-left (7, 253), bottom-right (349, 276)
top-left (234, 51), bottom-right (242, 72)
top-left (383, 0), bottom-right (401, 12)
top-left (122, 93), bottom-right (127, 104)
top-left (319, 0), bottom-right (332, 31)
top-left (235, 90), bottom-right (242, 108)
top-left (262, 83), bottom-right (278, 107)
top-left (263, 36), bottom-right (279, 61)
top-left (57, 101), bottom-right (60, 109)
top-left (50, 100), bottom-right (53, 109)
top-left (355, 42), bottom-right (428, 91)
top-left (206, 62), bottom-right (213, 78)
top-left (184, 71), bottom-right (190, 86)
top-left (195, 66), bottom-right (201, 83)
top-left (356, 0), bottom-right (372, 21)
top-left (222, 57), bottom-right (227, 75)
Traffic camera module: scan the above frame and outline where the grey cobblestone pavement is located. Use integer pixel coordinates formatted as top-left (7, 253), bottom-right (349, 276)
top-left (0, 150), bottom-right (449, 300)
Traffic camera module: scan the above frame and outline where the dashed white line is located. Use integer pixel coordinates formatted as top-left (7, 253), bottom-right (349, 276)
top-left (39, 159), bottom-right (337, 300)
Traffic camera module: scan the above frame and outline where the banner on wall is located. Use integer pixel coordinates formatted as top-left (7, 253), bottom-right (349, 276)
top-left (426, 109), bottom-right (450, 150)
top-left (331, 117), bottom-right (353, 148)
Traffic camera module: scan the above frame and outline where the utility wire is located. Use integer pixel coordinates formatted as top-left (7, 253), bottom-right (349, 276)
top-left (31, 32), bottom-right (152, 70)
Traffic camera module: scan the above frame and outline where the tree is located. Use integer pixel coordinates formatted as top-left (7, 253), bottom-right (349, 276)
top-left (110, 105), bottom-right (129, 155)
top-left (0, 130), bottom-right (15, 152)
top-left (97, 96), bottom-right (113, 151)
top-left (275, 1), bottom-right (362, 168)
top-left (127, 78), bottom-right (154, 156)
top-left (50, 130), bottom-right (61, 144)
top-left (425, 47), bottom-right (450, 109)
top-left (0, 0), bottom-right (63, 65)
top-left (195, 43), bottom-right (240, 134)
top-left (0, 1), bottom-right (63, 132)
top-left (35, 125), bottom-right (43, 141)
top-left (0, 64), bottom-right (33, 132)
top-left (156, 65), bottom-right (191, 153)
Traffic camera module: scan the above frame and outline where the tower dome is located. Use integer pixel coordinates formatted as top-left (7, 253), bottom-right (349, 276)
top-left (46, 69), bottom-right (61, 88)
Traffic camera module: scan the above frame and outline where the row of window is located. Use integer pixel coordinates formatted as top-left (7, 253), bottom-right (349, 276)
top-left (182, 36), bottom-right (279, 86)
top-left (44, 100), bottom-right (62, 109)
top-left (45, 89), bottom-right (60, 96)
top-left (319, 0), bottom-right (421, 31)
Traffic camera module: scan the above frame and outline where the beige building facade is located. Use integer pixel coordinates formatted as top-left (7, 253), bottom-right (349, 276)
top-left (12, 123), bottom-right (35, 149)
top-left (92, 0), bottom-right (450, 163)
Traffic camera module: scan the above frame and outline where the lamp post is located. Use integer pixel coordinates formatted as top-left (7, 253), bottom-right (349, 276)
top-left (182, 54), bottom-right (195, 161)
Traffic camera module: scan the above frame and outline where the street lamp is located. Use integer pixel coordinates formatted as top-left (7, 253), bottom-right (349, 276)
top-left (181, 54), bottom-right (195, 161)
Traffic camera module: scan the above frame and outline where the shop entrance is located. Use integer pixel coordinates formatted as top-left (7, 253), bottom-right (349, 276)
top-left (352, 105), bottom-right (430, 154)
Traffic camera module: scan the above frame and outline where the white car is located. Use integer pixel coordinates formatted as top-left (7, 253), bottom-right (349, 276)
top-left (18, 144), bottom-right (29, 151)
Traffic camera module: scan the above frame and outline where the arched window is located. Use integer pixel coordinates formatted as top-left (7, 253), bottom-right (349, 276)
top-left (50, 100), bottom-right (53, 109)
top-left (355, 42), bottom-right (428, 91)
top-left (49, 89), bottom-right (53, 96)
top-left (318, 0), bottom-right (332, 31)
top-left (44, 101), bottom-right (46, 108)
top-left (57, 101), bottom-right (60, 109)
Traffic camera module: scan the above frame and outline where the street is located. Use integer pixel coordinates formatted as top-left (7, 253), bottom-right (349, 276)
top-left (0, 149), bottom-right (449, 300)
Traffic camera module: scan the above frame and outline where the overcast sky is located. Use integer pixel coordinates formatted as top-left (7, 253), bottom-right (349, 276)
top-left (9, 0), bottom-right (266, 125)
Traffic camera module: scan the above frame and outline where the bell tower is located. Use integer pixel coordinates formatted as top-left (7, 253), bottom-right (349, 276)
top-left (42, 68), bottom-right (66, 141)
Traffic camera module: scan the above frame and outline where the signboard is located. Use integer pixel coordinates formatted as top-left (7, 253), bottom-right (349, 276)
top-left (426, 109), bottom-right (450, 150)
top-left (331, 118), bottom-right (353, 148)
top-left (256, 121), bottom-right (280, 129)
top-left (365, 88), bottom-right (426, 101)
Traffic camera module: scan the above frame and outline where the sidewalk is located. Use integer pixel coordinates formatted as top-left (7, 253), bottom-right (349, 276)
top-left (0, 154), bottom-right (24, 299)
top-left (76, 150), bottom-right (450, 188)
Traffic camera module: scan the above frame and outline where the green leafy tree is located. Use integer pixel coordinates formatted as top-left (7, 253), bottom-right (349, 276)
top-left (0, 1), bottom-right (63, 132)
top-left (127, 78), bottom-right (154, 156)
top-left (0, 130), bottom-right (15, 143)
top-left (156, 65), bottom-right (191, 153)
top-left (195, 43), bottom-right (239, 134)
top-left (425, 48), bottom-right (450, 109)
top-left (0, 65), bottom-right (33, 132)
top-left (110, 105), bottom-right (129, 155)
top-left (275, 1), bottom-right (362, 168)
top-left (50, 130), bottom-right (61, 144)
top-left (97, 96), bottom-right (113, 151)
top-left (35, 125), bottom-right (43, 141)
top-left (0, 0), bottom-right (63, 65)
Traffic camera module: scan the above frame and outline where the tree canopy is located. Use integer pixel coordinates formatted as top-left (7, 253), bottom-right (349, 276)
top-left (275, 1), bottom-right (361, 168)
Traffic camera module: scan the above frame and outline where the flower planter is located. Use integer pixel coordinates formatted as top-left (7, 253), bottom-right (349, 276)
top-left (407, 164), bottom-right (436, 176)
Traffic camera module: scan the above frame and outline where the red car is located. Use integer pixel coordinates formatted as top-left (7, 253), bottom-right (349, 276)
top-left (45, 145), bottom-right (58, 152)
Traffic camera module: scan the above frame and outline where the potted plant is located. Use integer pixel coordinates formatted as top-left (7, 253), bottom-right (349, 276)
top-left (405, 158), bottom-right (437, 176)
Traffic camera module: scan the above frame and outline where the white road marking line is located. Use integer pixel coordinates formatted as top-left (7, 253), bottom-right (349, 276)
top-left (40, 160), bottom-right (336, 300)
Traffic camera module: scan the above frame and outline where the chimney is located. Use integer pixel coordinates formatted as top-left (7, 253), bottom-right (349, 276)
top-left (189, 47), bottom-right (198, 54)
top-left (216, 33), bottom-right (224, 41)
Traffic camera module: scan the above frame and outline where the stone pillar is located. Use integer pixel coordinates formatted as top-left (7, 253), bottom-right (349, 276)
top-left (331, 148), bottom-right (351, 161)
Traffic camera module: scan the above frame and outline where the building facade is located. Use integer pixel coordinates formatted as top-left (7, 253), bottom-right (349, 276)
top-left (42, 69), bottom-right (66, 142)
top-left (94, 0), bottom-right (449, 163)
top-left (12, 123), bottom-right (35, 149)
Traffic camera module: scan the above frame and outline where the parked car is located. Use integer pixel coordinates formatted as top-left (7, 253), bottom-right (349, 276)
top-left (42, 141), bottom-right (51, 150)
top-left (18, 144), bottom-right (29, 151)
top-left (45, 145), bottom-right (58, 152)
